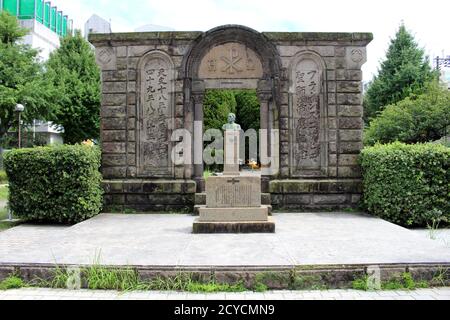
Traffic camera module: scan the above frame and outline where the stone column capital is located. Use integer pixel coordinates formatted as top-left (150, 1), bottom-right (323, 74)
top-left (257, 91), bottom-right (272, 103)
top-left (192, 93), bottom-right (205, 104)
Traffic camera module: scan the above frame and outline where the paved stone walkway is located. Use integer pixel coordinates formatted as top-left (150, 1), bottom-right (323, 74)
top-left (0, 213), bottom-right (449, 266)
top-left (0, 287), bottom-right (449, 300)
top-left (411, 229), bottom-right (450, 248)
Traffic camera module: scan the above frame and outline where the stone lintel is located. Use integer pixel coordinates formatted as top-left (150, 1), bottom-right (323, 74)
top-left (90, 31), bottom-right (373, 46)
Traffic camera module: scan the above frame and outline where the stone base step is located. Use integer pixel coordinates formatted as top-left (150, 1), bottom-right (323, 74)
top-left (195, 193), bottom-right (272, 205)
top-left (198, 206), bottom-right (270, 222)
top-left (194, 204), bottom-right (272, 216)
top-left (193, 217), bottom-right (276, 234)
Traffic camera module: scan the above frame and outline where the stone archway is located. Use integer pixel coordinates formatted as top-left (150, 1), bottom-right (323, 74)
top-left (182, 25), bottom-right (283, 192)
top-left (91, 25), bottom-right (372, 212)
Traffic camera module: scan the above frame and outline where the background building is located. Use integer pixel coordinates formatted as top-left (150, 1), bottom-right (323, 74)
top-left (84, 14), bottom-right (111, 39)
top-left (1, 0), bottom-right (73, 60)
top-left (433, 54), bottom-right (450, 89)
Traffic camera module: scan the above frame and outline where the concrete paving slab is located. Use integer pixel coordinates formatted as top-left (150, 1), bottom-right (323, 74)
top-left (0, 213), bottom-right (449, 267)
top-left (0, 287), bottom-right (448, 300)
top-left (410, 229), bottom-right (450, 248)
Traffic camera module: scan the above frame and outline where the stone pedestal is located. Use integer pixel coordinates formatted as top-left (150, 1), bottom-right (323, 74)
top-left (193, 175), bottom-right (275, 234)
top-left (223, 130), bottom-right (240, 176)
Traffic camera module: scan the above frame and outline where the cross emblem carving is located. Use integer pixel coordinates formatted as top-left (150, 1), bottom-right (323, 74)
top-left (227, 178), bottom-right (240, 185)
top-left (221, 48), bottom-right (243, 74)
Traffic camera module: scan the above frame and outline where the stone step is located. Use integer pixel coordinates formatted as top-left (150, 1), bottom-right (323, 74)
top-left (194, 204), bottom-right (272, 216)
top-left (195, 193), bottom-right (272, 205)
top-left (198, 206), bottom-right (270, 222)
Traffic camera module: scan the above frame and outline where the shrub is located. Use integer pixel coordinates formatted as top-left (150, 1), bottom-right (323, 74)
top-left (4, 145), bottom-right (103, 224)
top-left (360, 142), bottom-right (449, 227)
top-left (364, 82), bottom-right (450, 146)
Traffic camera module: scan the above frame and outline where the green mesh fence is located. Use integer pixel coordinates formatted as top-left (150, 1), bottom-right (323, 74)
top-left (50, 6), bottom-right (56, 31)
top-left (3, 0), bottom-right (18, 16)
top-left (36, 0), bottom-right (43, 23)
top-left (18, 0), bottom-right (35, 19)
top-left (44, 1), bottom-right (50, 26)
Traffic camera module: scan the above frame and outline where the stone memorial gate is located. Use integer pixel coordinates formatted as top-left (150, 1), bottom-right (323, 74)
top-left (90, 25), bottom-right (372, 212)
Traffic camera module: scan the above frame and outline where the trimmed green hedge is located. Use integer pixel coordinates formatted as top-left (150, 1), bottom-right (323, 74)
top-left (4, 145), bottom-right (103, 224)
top-left (360, 142), bottom-right (449, 227)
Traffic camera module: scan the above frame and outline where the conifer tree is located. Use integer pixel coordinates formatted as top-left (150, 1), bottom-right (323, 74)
top-left (364, 24), bottom-right (437, 122)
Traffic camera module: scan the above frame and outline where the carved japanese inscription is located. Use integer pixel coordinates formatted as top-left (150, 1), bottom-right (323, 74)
top-left (199, 43), bottom-right (263, 79)
top-left (137, 52), bottom-right (174, 177)
top-left (291, 56), bottom-right (326, 176)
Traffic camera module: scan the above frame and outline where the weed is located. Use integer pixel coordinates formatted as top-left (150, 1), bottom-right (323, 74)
top-left (352, 276), bottom-right (369, 291)
top-left (291, 274), bottom-right (326, 290)
top-left (0, 275), bottom-right (26, 290)
top-left (254, 272), bottom-right (290, 290)
top-left (254, 282), bottom-right (268, 292)
top-left (431, 267), bottom-right (449, 286)
top-left (353, 272), bottom-right (431, 291)
top-left (187, 282), bottom-right (246, 293)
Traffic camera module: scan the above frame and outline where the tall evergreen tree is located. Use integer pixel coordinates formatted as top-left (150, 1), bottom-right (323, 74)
top-left (0, 11), bottom-right (53, 147)
top-left (46, 31), bottom-right (101, 144)
top-left (364, 24), bottom-right (437, 122)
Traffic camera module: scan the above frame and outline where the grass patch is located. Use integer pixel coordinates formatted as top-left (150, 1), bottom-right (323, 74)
top-left (2, 266), bottom-right (446, 293)
top-left (185, 281), bottom-right (246, 293)
top-left (0, 170), bottom-right (7, 184)
top-left (0, 186), bottom-right (8, 201)
top-left (0, 207), bottom-right (17, 231)
top-left (352, 272), bottom-right (430, 291)
top-left (352, 276), bottom-right (370, 291)
top-left (85, 266), bottom-right (149, 291)
top-left (0, 275), bottom-right (26, 290)
top-left (35, 264), bottom-right (247, 293)
top-left (0, 207), bottom-right (7, 220)
top-left (146, 273), bottom-right (245, 293)
top-left (0, 206), bottom-right (20, 232)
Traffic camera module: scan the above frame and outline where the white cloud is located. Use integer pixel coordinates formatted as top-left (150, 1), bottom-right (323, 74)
top-left (53, 0), bottom-right (449, 81)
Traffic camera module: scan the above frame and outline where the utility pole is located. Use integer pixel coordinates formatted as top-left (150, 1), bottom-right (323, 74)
top-left (435, 56), bottom-right (450, 70)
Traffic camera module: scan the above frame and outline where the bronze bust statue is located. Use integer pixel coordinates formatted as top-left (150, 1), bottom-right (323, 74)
top-left (222, 113), bottom-right (241, 131)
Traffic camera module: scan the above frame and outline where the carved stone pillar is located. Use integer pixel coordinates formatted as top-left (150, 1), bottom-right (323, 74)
top-left (192, 92), bottom-right (205, 192)
top-left (257, 91), bottom-right (272, 193)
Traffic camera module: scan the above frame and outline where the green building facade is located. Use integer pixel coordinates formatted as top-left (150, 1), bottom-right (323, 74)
top-left (0, 0), bottom-right (73, 36)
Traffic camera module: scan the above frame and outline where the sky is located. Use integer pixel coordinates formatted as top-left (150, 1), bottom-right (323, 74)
top-left (52, 0), bottom-right (449, 82)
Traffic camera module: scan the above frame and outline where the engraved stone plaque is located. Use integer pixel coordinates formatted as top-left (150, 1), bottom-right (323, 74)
top-left (206, 176), bottom-right (261, 208)
top-left (199, 43), bottom-right (263, 79)
top-left (137, 51), bottom-right (174, 177)
top-left (290, 55), bottom-right (327, 177)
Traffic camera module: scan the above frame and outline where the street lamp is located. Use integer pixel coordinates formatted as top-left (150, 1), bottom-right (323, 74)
top-left (15, 104), bottom-right (25, 149)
